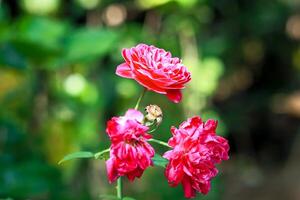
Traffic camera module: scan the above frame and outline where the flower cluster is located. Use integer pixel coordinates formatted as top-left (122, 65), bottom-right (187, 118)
top-left (163, 117), bottom-right (229, 198)
top-left (104, 43), bottom-right (229, 199)
top-left (106, 109), bottom-right (155, 182)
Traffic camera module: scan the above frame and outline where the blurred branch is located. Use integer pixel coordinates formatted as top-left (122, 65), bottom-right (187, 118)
top-left (29, 67), bottom-right (49, 134)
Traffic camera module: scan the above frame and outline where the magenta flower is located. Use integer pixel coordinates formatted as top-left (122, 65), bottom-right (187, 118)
top-left (116, 44), bottom-right (191, 103)
top-left (105, 109), bottom-right (155, 183)
top-left (163, 116), bottom-right (229, 198)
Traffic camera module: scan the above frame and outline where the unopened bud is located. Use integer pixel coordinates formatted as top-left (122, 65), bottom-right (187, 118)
top-left (145, 104), bottom-right (163, 124)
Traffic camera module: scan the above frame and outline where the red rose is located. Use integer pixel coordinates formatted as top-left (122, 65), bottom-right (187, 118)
top-left (106, 109), bottom-right (155, 183)
top-left (116, 44), bottom-right (191, 103)
top-left (163, 116), bottom-right (229, 198)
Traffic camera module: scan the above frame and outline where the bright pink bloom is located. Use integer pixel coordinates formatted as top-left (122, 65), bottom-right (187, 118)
top-left (163, 116), bottom-right (229, 198)
top-left (105, 109), bottom-right (155, 183)
top-left (116, 44), bottom-right (191, 103)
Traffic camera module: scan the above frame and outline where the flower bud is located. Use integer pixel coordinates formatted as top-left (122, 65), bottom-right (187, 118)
top-left (145, 104), bottom-right (163, 124)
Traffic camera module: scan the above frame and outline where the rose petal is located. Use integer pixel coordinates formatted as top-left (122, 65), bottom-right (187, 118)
top-left (116, 63), bottom-right (134, 78)
top-left (125, 109), bottom-right (144, 122)
top-left (166, 89), bottom-right (182, 103)
top-left (122, 48), bottom-right (132, 64)
top-left (134, 75), bottom-right (166, 94)
top-left (106, 157), bottom-right (118, 183)
top-left (182, 176), bottom-right (196, 198)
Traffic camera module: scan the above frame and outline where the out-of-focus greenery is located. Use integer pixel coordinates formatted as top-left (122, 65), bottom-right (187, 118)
top-left (1, 0), bottom-right (300, 200)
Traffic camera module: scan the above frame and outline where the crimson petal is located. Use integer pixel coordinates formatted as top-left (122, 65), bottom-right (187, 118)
top-left (166, 89), bottom-right (182, 103)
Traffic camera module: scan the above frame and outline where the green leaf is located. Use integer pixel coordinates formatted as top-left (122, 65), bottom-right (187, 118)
top-left (63, 28), bottom-right (119, 63)
top-left (58, 151), bottom-right (94, 164)
top-left (152, 154), bottom-right (169, 168)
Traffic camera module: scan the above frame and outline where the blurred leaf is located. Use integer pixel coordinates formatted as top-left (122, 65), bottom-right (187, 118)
top-left (63, 28), bottom-right (119, 63)
top-left (0, 23), bottom-right (10, 43)
top-left (137, 0), bottom-right (172, 9)
top-left (0, 3), bottom-right (9, 22)
top-left (11, 16), bottom-right (67, 60)
top-left (58, 151), bottom-right (94, 164)
top-left (122, 197), bottom-right (136, 200)
top-left (152, 154), bottom-right (169, 168)
top-left (0, 159), bottom-right (62, 198)
top-left (0, 43), bottom-right (27, 68)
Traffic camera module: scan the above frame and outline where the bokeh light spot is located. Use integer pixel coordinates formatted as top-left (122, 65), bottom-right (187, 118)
top-left (137, 0), bottom-right (172, 9)
top-left (103, 4), bottom-right (127, 26)
top-left (286, 15), bottom-right (300, 40)
top-left (76, 0), bottom-right (100, 10)
top-left (22, 0), bottom-right (59, 15)
top-left (63, 73), bottom-right (86, 97)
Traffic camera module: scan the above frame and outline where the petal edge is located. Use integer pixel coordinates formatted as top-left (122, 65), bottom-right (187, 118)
top-left (116, 63), bottom-right (134, 78)
top-left (166, 89), bottom-right (182, 103)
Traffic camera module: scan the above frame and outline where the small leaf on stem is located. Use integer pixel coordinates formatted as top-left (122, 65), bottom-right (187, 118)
top-left (94, 148), bottom-right (110, 160)
top-left (58, 151), bottom-right (94, 164)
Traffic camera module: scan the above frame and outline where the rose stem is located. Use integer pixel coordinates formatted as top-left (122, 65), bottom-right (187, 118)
top-left (148, 138), bottom-right (171, 148)
top-left (134, 88), bottom-right (147, 110)
top-left (117, 177), bottom-right (122, 199)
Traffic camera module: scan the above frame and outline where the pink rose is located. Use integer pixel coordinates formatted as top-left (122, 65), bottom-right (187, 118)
top-left (105, 109), bottom-right (155, 183)
top-left (163, 116), bottom-right (229, 198)
top-left (116, 44), bottom-right (191, 103)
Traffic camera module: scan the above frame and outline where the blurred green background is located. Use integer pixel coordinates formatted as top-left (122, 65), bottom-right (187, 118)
top-left (1, 0), bottom-right (300, 199)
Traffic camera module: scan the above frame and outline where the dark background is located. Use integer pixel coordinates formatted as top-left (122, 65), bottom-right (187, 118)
top-left (1, 0), bottom-right (300, 199)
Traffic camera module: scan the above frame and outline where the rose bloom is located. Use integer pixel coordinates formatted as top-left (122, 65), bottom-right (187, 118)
top-left (163, 116), bottom-right (229, 198)
top-left (105, 109), bottom-right (155, 183)
top-left (116, 44), bottom-right (191, 103)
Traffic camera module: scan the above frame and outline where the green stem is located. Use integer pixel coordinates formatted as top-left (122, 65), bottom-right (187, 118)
top-left (95, 149), bottom-right (123, 198)
top-left (134, 88), bottom-right (147, 110)
top-left (148, 126), bottom-right (158, 134)
top-left (117, 177), bottom-right (122, 199)
top-left (148, 138), bottom-right (171, 148)
top-left (94, 148), bottom-right (110, 159)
